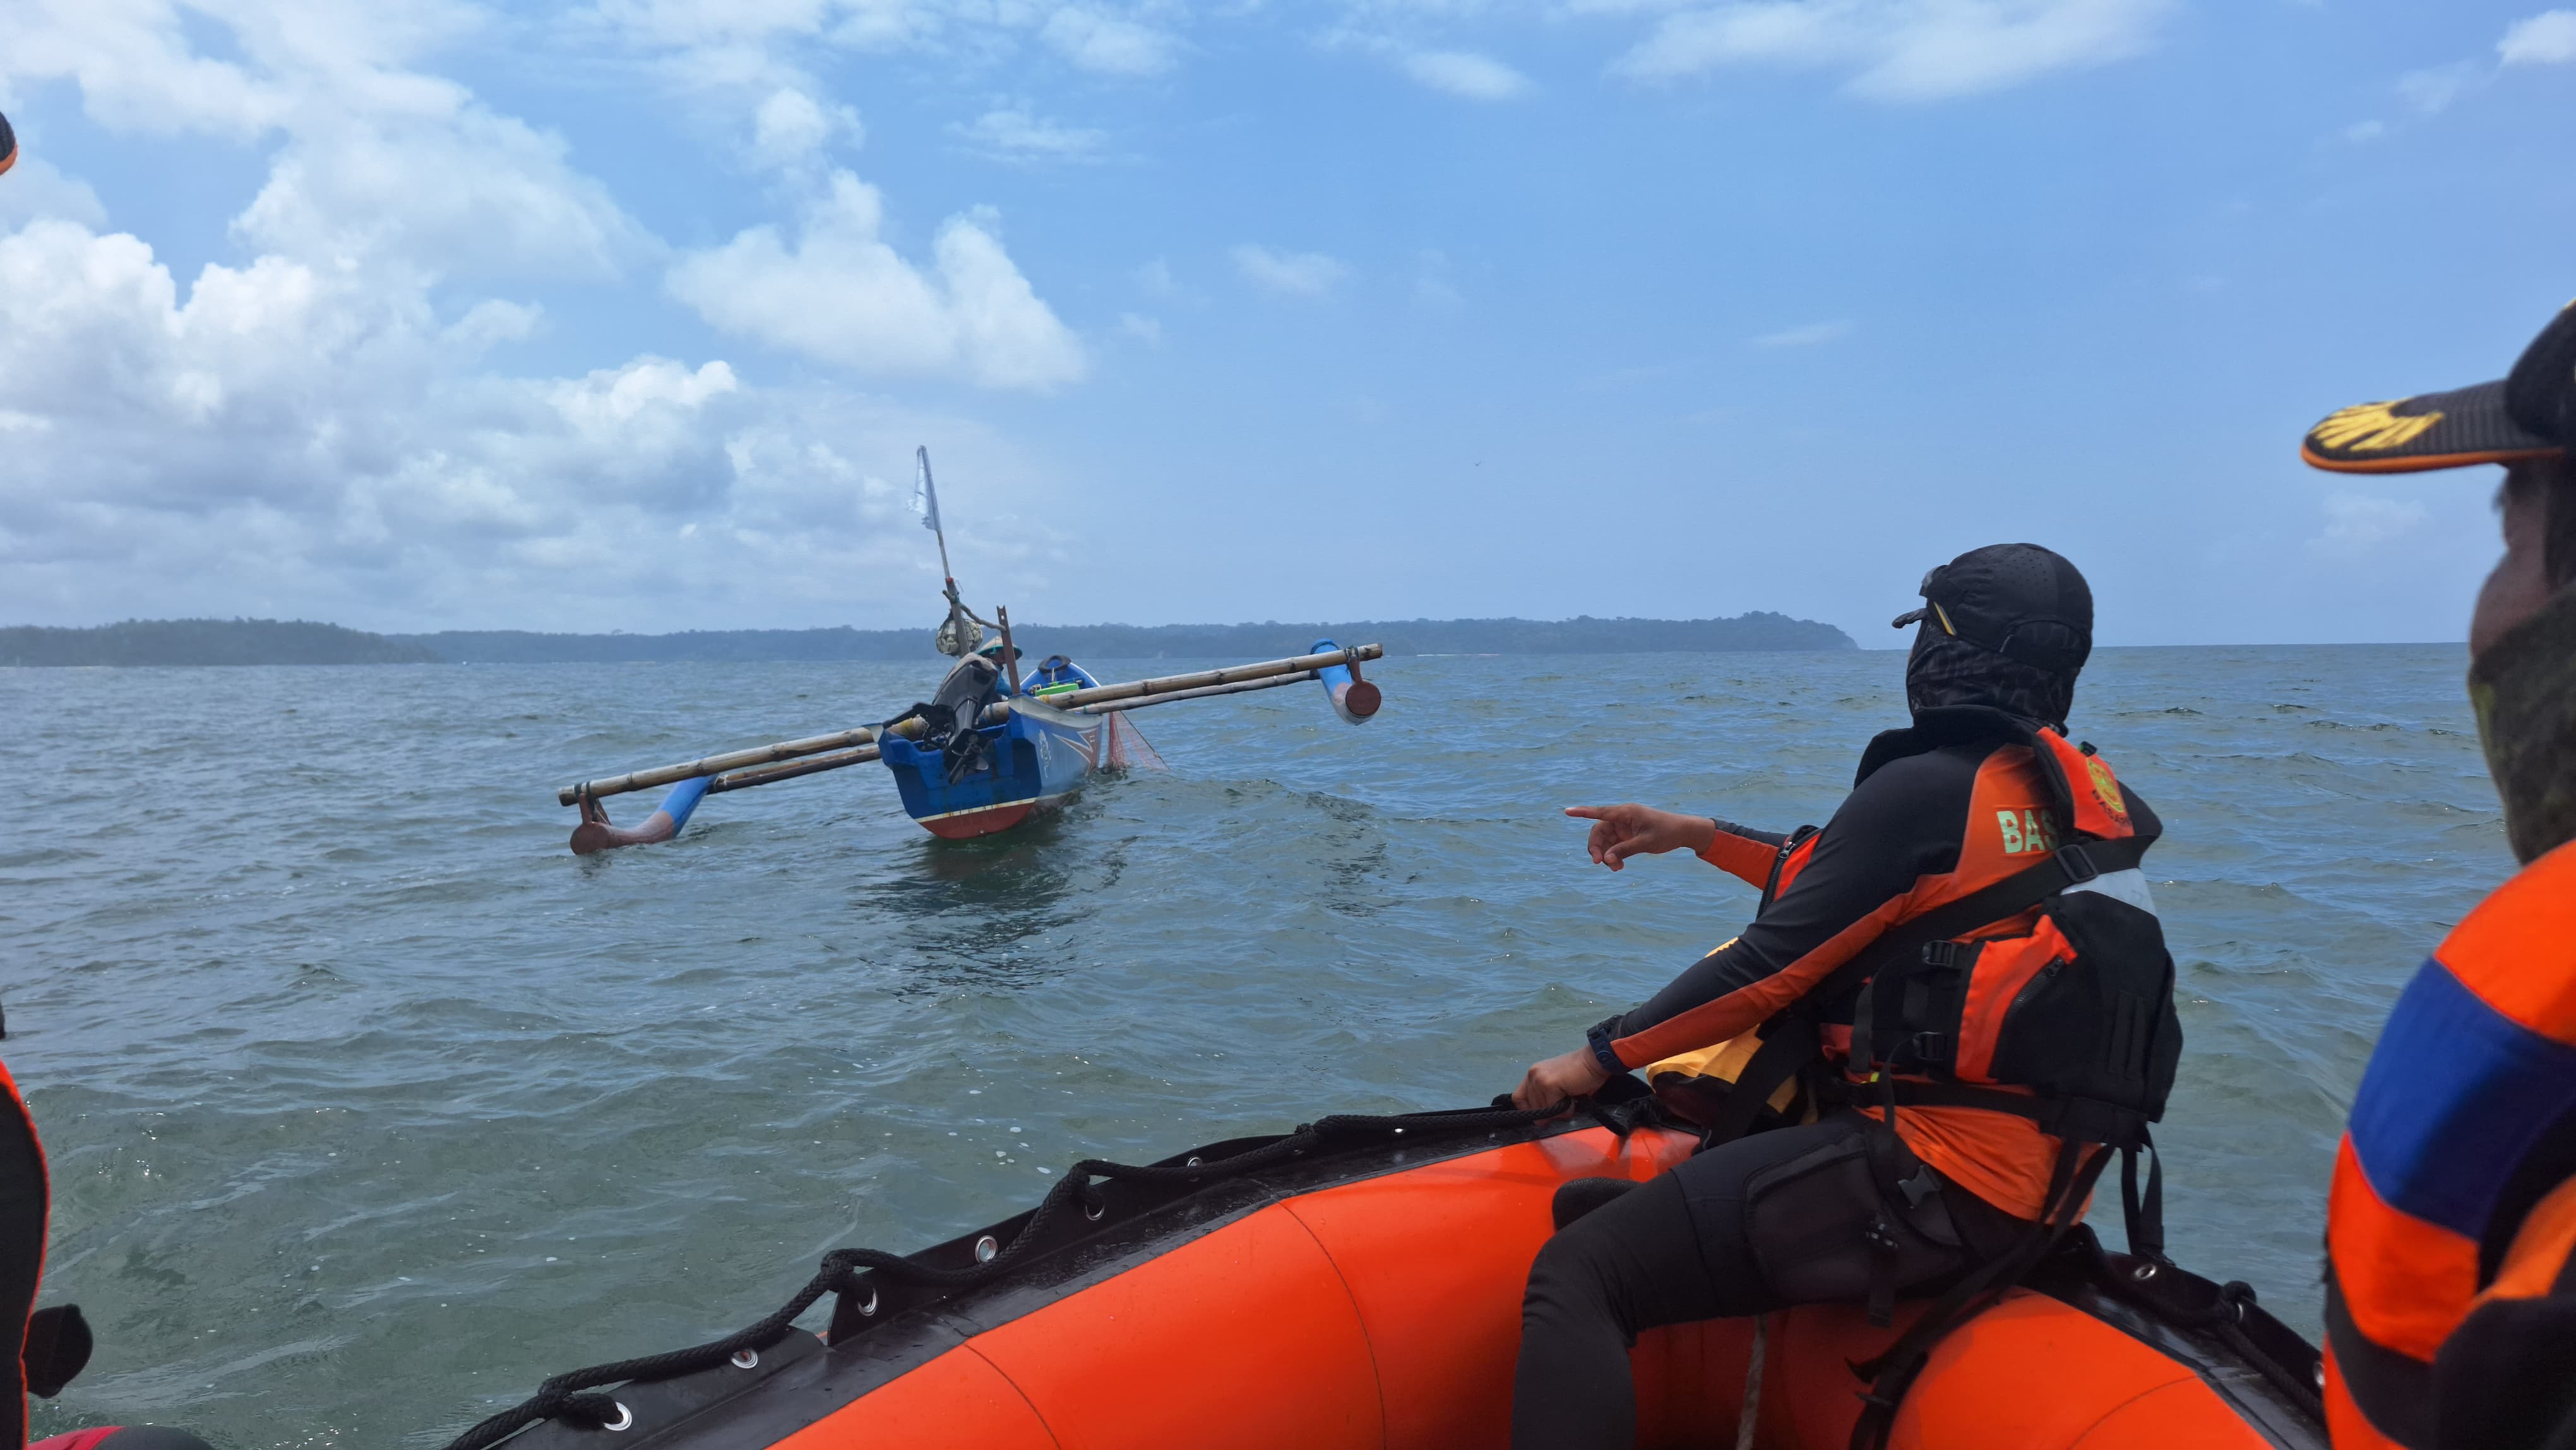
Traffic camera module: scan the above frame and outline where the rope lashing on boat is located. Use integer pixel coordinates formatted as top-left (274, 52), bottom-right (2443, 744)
top-left (1734, 1312), bottom-right (1768, 1450)
top-left (438, 1098), bottom-right (1589, 1450)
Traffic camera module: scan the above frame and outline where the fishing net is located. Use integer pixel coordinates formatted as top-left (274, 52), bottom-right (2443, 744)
top-left (933, 610), bottom-right (984, 657)
top-left (1102, 711), bottom-right (1166, 772)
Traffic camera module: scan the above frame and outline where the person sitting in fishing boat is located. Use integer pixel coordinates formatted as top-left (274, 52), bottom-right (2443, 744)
top-left (2298, 303), bottom-right (2576, 1450)
top-left (1508, 542), bottom-right (2184, 1450)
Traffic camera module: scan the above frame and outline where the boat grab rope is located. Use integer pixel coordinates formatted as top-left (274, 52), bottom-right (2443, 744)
top-left (438, 1097), bottom-right (1602, 1450)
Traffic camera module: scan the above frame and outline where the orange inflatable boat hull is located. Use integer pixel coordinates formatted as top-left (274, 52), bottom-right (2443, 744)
top-left (499, 1118), bottom-right (2323, 1450)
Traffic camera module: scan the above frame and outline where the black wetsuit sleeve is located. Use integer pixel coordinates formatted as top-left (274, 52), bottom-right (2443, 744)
top-left (1613, 746), bottom-right (1983, 1044)
top-left (1711, 818), bottom-right (1786, 849)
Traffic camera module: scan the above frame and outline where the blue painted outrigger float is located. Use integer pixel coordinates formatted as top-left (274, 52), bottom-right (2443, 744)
top-left (554, 451), bottom-right (1384, 852)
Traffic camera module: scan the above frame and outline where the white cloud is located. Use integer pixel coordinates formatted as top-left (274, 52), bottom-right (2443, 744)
top-left (0, 153), bottom-right (109, 231)
top-left (951, 107), bottom-right (1108, 161)
top-left (8, 0), bottom-right (648, 283)
top-left (442, 298), bottom-right (545, 351)
top-left (667, 171), bottom-right (1086, 390)
top-left (1402, 50), bottom-right (1532, 99)
top-left (2395, 61), bottom-right (2479, 116)
top-left (2311, 494), bottom-right (2430, 558)
top-left (234, 101), bottom-right (648, 280)
top-left (1041, 8), bottom-right (1181, 75)
top-left (0, 0), bottom-right (293, 139)
top-left (1752, 320), bottom-right (1856, 347)
top-left (0, 215), bottom-right (1053, 630)
top-left (1232, 244), bottom-right (1351, 297)
top-left (754, 87), bottom-right (862, 167)
top-left (2500, 9), bottom-right (2576, 64)
top-left (1613, 0), bottom-right (2172, 101)
top-left (1117, 312), bottom-right (1164, 344)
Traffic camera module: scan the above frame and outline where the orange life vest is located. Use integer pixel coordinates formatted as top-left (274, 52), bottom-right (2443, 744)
top-left (1623, 717), bottom-right (2180, 1237)
top-left (2323, 840), bottom-right (2576, 1449)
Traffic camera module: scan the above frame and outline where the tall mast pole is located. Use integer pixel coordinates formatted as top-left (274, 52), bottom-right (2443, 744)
top-left (919, 446), bottom-right (958, 594)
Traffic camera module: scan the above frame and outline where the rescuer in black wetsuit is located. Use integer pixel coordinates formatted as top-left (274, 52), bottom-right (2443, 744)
top-left (1506, 543), bottom-right (2169, 1450)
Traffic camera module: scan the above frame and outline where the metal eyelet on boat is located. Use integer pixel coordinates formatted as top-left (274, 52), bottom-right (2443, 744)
top-left (2130, 1262), bottom-right (2157, 1282)
top-left (1084, 1199), bottom-right (1106, 1221)
top-left (1185, 1156), bottom-right (1202, 1168)
top-left (855, 1286), bottom-right (880, 1317)
top-left (602, 1403), bottom-right (634, 1432)
top-left (730, 1348), bottom-right (760, 1370)
top-left (974, 1235), bottom-right (999, 1262)
top-left (1392, 1127), bottom-right (1404, 1135)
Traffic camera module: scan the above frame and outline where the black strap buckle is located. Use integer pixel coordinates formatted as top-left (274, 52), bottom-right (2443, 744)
top-left (2056, 843), bottom-right (2098, 884)
top-left (1920, 939), bottom-right (1960, 969)
top-left (1896, 1166), bottom-right (1941, 1209)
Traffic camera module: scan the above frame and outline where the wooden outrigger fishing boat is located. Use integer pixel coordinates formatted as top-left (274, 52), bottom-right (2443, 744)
top-left (558, 450), bottom-right (1383, 852)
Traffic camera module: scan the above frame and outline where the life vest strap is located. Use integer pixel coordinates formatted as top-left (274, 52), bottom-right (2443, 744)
top-left (1846, 1139), bottom-right (2111, 1450)
top-left (1834, 834), bottom-right (2153, 1038)
top-left (1878, 1081), bottom-right (2149, 1146)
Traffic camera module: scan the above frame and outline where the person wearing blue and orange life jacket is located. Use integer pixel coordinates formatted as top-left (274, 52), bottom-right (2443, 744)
top-left (2300, 301), bottom-right (2576, 1450)
top-left (1505, 543), bottom-right (2186, 1450)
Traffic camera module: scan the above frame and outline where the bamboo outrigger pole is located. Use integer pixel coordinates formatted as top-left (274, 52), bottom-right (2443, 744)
top-left (556, 727), bottom-right (881, 806)
top-left (1035, 644), bottom-right (1383, 711)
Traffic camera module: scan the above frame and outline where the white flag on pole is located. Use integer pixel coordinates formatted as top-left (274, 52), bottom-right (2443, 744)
top-left (912, 446), bottom-right (943, 534)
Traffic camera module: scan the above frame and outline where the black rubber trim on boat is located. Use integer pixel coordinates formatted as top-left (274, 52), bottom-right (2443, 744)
top-left (438, 1098), bottom-right (1622, 1450)
top-left (2027, 1230), bottom-right (2327, 1450)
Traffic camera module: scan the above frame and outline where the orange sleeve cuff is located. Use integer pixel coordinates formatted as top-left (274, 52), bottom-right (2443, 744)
top-left (1696, 827), bottom-right (1779, 889)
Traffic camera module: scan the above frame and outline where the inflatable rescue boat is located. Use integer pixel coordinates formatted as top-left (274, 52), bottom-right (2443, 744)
top-left (448, 1099), bottom-right (2324, 1450)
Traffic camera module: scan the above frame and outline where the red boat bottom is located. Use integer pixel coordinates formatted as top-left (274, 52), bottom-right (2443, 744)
top-left (919, 803), bottom-right (1035, 838)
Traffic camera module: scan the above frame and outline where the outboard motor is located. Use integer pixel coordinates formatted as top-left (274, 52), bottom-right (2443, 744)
top-left (887, 655), bottom-right (1004, 784)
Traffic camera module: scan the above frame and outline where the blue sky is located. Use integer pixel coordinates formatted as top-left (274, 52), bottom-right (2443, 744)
top-left (1, 0), bottom-right (2570, 645)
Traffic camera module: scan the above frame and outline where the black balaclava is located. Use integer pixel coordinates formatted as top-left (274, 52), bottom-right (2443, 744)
top-left (1893, 544), bottom-right (2094, 731)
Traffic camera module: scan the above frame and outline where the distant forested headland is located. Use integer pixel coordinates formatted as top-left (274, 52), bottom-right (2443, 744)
top-left (0, 619), bottom-right (441, 666)
top-left (1, 613), bottom-right (1856, 666)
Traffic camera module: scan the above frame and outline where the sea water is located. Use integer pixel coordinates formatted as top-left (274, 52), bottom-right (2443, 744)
top-left (0, 645), bottom-right (2504, 1447)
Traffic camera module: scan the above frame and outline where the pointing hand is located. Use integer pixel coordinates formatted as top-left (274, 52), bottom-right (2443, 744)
top-left (1563, 804), bottom-right (1718, 872)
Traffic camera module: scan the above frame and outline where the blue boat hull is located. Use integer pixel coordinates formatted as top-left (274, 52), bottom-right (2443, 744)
top-left (876, 700), bottom-right (1101, 838)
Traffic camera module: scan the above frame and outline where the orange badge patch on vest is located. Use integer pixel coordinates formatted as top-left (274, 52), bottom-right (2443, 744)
top-left (2085, 757), bottom-right (2130, 825)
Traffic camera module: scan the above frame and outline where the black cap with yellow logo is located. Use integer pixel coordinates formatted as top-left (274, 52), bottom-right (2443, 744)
top-left (2301, 301), bottom-right (2576, 474)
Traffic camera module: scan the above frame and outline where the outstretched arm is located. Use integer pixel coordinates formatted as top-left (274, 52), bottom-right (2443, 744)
top-left (1523, 750), bottom-right (1982, 1105)
top-left (1564, 804), bottom-right (1786, 885)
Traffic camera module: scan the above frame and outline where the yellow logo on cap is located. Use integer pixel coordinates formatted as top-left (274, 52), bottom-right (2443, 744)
top-left (2311, 400), bottom-right (2442, 453)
